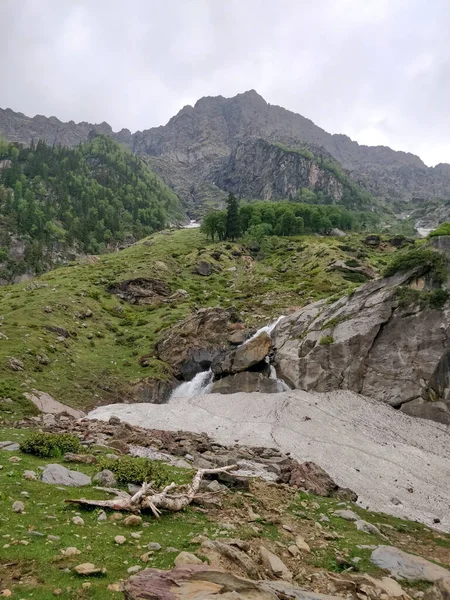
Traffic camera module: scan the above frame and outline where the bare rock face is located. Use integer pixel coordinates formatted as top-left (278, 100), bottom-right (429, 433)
top-left (155, 308), bottom-right (238, 378)
top-left (273, 267), bottom-right (450, 424)
top-left (287, 461), bottom-right (357, 501)
top-left (106, 278), bottom-right (171, 305)
top-left (212, 332), bottom-right (272, 376)
top-left (371, 546), bottom-right (450, 582)
top-left (211, 371), bottom-right (280, 394)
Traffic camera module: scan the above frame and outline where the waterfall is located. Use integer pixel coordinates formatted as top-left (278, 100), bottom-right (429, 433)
top-left (243, 315), bottom-right (285, 345)
top-left (269, 364), bottom-right (290, 392)
top-left (169, 369), bottom-right (213, 400)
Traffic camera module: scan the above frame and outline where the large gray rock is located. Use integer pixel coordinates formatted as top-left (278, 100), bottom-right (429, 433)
top-left (371, 546), bottom-right (450, 582)
top-left (211, 371), bottom-right (280, 394)
top-left (212, 332), bottom-right (272, 376)
top-left (41, 464), bottom-right (91, 487)
top-left (273, 267), bottom-right (450, 423)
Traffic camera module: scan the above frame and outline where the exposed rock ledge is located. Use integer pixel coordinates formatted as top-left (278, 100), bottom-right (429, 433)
top-left (273, 267), bottom-right (450, 424)
top-left (88, 389), bottom-right (450, 532)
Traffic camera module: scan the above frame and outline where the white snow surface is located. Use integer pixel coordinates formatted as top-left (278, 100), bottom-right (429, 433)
top-left (88, 389), bottom-right (450, 531)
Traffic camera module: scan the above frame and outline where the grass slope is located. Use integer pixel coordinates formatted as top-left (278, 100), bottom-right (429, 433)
top-left (0, 229), bottom-right (395, 419)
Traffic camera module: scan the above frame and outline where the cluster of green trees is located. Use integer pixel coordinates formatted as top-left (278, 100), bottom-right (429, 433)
top-left (0, 135), bottom-right (182, 268)
top-left (201, 195), bottom-right (378, 242)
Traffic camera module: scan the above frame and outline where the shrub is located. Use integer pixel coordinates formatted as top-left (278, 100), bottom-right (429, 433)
top-left (98, 455), bottom-right (190, 487)
top-left (320, 335), bottom-right (334, 345)
top-left (20, 432), bottom-right (82, 458)
top-left (428, 223), bottom-right (450, 238)
top-left (383, 247), bottom-right (447, 283)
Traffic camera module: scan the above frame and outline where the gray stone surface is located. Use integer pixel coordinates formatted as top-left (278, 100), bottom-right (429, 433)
top-left (333, 509), bottom-right (359, 521)
top-left (371, 546), bottom-right (450, 581)
top-left (272, 268), bottom-right (450, 421)
top-left (0, 441), bottom-right (20, 451)
top-left (41, 464), bottom-right (91, 487)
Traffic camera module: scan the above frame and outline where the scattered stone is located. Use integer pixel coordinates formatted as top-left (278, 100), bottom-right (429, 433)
top-left (174, 551), bottom-right (203, 567)
top-left (74, 563), bottom-right (106, 576)
top-left (334, 509), bottom-right (359, 521)
top-left (72, 516), bottom-right (84, 526)
top-left (390, 497), bottom-right (402, 506)
top-left (108, 415), bottom-right (121, 425)
top-left (295, 535), bottom-right (310, 553)
top-left (0, 441), bottom-right (20, 451)
top-left (93, 469), bottom-right (117, 487)
top-left (195, 260), bottom-right (214, 276)
top-left (140, 552), bottom-right (153, 562)
top-left (424, 577), bottom-right (450, 600)
top-left (260, 546), bottom-right (292, 580)
top-left (127, 566), bottom-right (142, 574)
top-left (124, 515), bottom-right (143, 528)
top-left (288, 461), bottom-right (357, 500)
top-left (48, 535), bottom-right (61, 541)
top-left (107, 583), bottom-right (123, 592)
top-left (166, 547), bottom-right (179, 553)
top-left (115, 535), bottom-right (127, 545)
top-left (147, 542), bottom-right (162, 551)
top-left (282, 524), bottom-right (293, 532)
top-left (355, 520), bottom-right (384, 537)
top-left (247, 506), bottom-right (261, 522)
top-left (288, 545), bottom-right (300, 557)
top-left (41, 464), bottom-right (91, 487)
top-left (8, 456), bottom-right (21, 463)
top-left (8, 357), bottom-right (24, 371)
top-left (130, 532), bottom-right (141, 539)
top-left (64, 453), bottom-right (98, 465)
top-left (12, 500), bottom-right (25, 513)
top-left (109, 512), bottom-right (123, 521)
top-left (61, 547), bottom-right (81, 557)
top-left (371, 546), bottom-right (450, 581)
top-left (97, 511), bottom-right (107, 522)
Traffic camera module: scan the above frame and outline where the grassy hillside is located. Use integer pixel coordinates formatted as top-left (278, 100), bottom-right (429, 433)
top-left (0, 135), bottom-right (183, 281)
top-left (0, 228), bottom-right (399, 420)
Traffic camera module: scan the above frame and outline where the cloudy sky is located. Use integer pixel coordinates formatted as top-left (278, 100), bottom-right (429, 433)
top-left (2, 0), bottom-right (449, 166)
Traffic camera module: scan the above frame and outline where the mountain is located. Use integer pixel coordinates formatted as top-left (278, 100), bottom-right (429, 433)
top-left (2, 90), bottom-right (450, 215)
top-left (0, 134), bottom-right (183, 283)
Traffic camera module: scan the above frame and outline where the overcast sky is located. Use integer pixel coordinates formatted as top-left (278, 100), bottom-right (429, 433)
top-left (2, 0), bottom-right (449, 166)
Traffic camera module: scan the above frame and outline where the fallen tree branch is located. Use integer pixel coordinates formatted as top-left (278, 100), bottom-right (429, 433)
top-left (65, 465), bottom-right (238, 516)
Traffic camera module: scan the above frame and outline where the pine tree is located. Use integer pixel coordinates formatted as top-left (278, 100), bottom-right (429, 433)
top-left (225, 193), bottom-right (240, 241)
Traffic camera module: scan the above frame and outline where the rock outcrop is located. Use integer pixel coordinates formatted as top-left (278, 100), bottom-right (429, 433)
top-left (273, 266), bottom-right (450, 424)
top-left (211, 371), bottom-right (280, 394)
top-left (155, 308), bottom-right (238, 379)
top-left (212, 332), bottom-right (272, 376)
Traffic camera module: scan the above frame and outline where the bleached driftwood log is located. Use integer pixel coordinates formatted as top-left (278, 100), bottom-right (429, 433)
top-left (65, 465), bottom-right (237, 517)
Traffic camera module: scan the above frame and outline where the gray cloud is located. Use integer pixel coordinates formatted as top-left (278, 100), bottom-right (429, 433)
top-left (1, 0), bottom-right (449, 165)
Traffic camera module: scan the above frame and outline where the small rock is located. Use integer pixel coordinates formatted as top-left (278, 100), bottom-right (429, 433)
top-left (147, 542), bottom-right (162, 551)
top-left (355, 519), bottom-right (384, 537)
top-left (42, 464), bottom-right (91, 487)
top-left (282, 524), bottom-right (293, 532)
top-left (107, 583), bottom-right (123, 592)
top-left (260, 546), bottom-right (292, 580)
top-left (1, 590), bottom-right (12, 597)
top-left (166, 547), bottom-right (179, 553)
top-left (127, 566), bottom-right (142, 574)
top-left (12, 500), bottom-right (25, 513)
top-left (288, 545), bottom-right (300, 557)
top-left (97, 511), bottom-right (107, 522)
top-left (23, 470), bottom-right (37, 480)
top-left (93, 469), bottom-right (117, 487)
top-left (0, 441), bottom-right (20, 451)
top-left (247, 506), bottom-right (261, 522)
top-left (295, 535), bottom-right (310, 553)
top-left (174, 551), bottom-right (203, 567)
top-left (74, 562), bottom-right (106, 576)
top-left (61, 547), bottom-right (81, 557)
top-left (115, 535), bottom-right (126, 545)
top-left (391, 497), bottom-right (402, 506)
top-left (108, 415), bottom-right (121, 425)
top-left (131, 532), bottom-right (141, 539)
top-left (140, 552), bottom-right (153, 562)
top-left (334, 509), bottom-right (359, 521)
top-left (109, 512), bottom-right (123, 521)
top-left (72, 516), bottom-right (84, 526)
top-left (47, 535), bottom-right (61, 541)
top-left (8, 456), bottom-right (21, 463)
top-left (124, 515), bottom-right (143, 528)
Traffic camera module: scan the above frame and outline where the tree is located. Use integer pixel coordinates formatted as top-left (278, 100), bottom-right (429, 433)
top-left (225, 193), bottom-right (240, 241)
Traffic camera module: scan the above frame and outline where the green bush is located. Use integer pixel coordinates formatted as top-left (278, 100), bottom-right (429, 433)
top-left (20, 432), bottom-right (82, 458)
top-left (428, 223), bottom-right (450, 238)
top-left (320, 335), bottom-right (334, 345)
top-left (396, 287), bottom-right (449, 310)
top-left (98, 455), bottom-right (190, 487)
top-left (383, 247), bottom-right (447, 283)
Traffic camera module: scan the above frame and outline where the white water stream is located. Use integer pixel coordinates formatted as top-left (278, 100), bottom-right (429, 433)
top-left (168, 316), bottom-right (288, 400)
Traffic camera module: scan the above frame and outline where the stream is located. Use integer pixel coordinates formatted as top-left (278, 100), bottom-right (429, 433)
top-left (168, 316), bottom-right (288, 400)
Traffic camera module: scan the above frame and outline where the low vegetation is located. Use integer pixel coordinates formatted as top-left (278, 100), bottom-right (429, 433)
top-left (383, 246), bottom-right (447, 283)
top-left (20, 432), bottom-right (82, 458)
top-left (429, 222), bottom-right (450, 237)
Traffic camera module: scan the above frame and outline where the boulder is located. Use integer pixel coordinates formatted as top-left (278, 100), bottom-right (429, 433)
top-left (194, 260), bottom-right (214, 276)
top-left (156, 308), bottom-right (237, 377)
top-left (212, 332), bottom-right (272, 376)
top-left (272, 267), bottom-right (450, 423)
top-left (287, 461), bottom-right (357, 500)
top-left (371, 546), bottom-right (450, 582)
top-left (123, 565), bottom-right (342, 600)
top-left (0, 441), bottom-right (20, 451)
top-left (93, 469), bottom-right (117, 487)
top-left (424, 578), bottom-right (450, 600)
top-left (211, 371), bottom-right (280, 394)
top-left (106, 278), bottom-right (171, 305)
top-left (41, 464), bottom-right (91, 487)
top-left (259, 546), bottom-right (292, 581)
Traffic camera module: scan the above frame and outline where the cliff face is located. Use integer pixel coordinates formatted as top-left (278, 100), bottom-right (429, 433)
top-left (2, 90), bottom-right (450, 214)
top-left (215, 139), bottom-right (344, 203)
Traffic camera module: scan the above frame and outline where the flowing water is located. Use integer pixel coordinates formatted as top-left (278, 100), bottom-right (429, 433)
top-left (169, 369), bottom-right (213, 400)
top-left (169, 316), bottom-right (289, 399)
